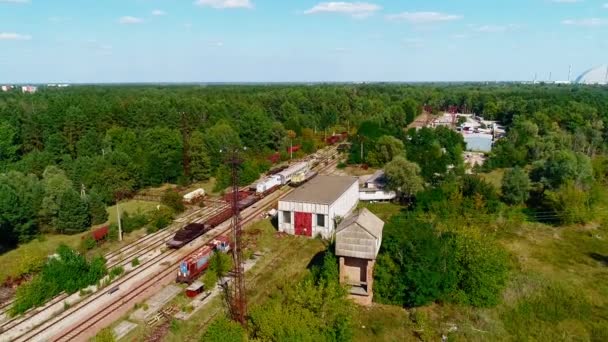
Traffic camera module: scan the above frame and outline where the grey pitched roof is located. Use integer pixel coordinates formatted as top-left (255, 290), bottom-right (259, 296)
top-left (281, 175), bottom-right (358, 205)
top-left (335, 208), bottom-right (384, 259)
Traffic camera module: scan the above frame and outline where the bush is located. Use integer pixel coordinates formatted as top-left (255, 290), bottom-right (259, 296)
top-left (121, 211), bottom-right (150, 233)
top-left (161, 190), bottom-right (185, 213)
top-left (11, 245), bottom-right (107, 315)
top-left (95, 327), bottom-right (116, 342)
top-left (131, 257), bottom-right (140, 267)
top-left (80, 236), bottom-right (96, 251)
top-left (109, 266), bottom-right (124, 280)
top-left (202, 316), bottom-right (246, 342)
top-left (374, 215), bottom-right (508, 308)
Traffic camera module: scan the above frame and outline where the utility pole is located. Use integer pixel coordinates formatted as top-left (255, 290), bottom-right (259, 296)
top-left (290, 139), bottom-right (293, 160)
top-left (116, 201), bottom-right (123, 242)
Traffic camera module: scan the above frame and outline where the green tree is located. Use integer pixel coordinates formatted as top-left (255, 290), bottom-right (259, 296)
top-left (501, 167), bottom-right (531, 205)
top-left (87, 190), bottom-right (108, 225)
top-left (204, 123), bottom-right (241, 171)
top-left (57, 188), bottom-right (91, 234)
top-left (0, 121), bottom-right (19, 167)
top-left (38, 166), bottom-right (73, 230)
top-left (202, 316), bottom-right (247, 342)
top-left (0, 172), bottom-right (43, 246)
top-left (189, 131), bottom-right (211, 181)
top-left (384, 156), bottom-right (424, 199)
top-left (161, 190), bottom-right (185, 213)
top-left (367, 135), bottom-right (405, 167)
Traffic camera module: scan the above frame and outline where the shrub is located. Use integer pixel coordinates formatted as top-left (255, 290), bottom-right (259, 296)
top-left (11, 245), bottom-right (107, 315)
top-left (95, 327), bottom-right (116, 342)
top-left (109, 266), bottom-right (124, 280)
top-left (121, 211), bottom-right (150, 233)
top-left (202, 316), bottom-right (246, 342)
top-left (161, 190), bottom-right (185, 213)
top-left (80, 236), bottom-right (96, 251)
top-left (131, 257), bottom-right (140, 267)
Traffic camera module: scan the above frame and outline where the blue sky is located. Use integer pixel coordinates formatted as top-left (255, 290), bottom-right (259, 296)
top-left (0, 0), bottom-right (607, 83)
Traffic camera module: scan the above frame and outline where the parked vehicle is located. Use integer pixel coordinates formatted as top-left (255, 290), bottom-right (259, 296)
top-left (183, 188), bottom-right (205, 204)
top-left (166, 223), bottom-right (210, 248)
top-left (176, 235), bottom-right (232, 284)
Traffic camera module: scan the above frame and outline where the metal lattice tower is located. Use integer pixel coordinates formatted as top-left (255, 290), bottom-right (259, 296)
top-left (226, 150), bottom-right (247, 326)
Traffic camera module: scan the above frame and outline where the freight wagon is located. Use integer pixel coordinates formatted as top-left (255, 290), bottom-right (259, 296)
top-left (84, 225), bottom-right (109, 243)
top-left (166, 223), bottom-right (210, 248)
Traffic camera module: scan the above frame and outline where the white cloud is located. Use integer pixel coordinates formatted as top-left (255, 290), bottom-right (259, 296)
top-left (473, 24), bottom-right (520, 33)
top-left (304, 2), bottom-right (381, 18)
top-left (386, 11), bottom-right (463, 24)
top-left (151, 10), bottom-right (166, 16)
top-left (0, 32), bottom-right (31, 40)
top-left (561, 18), bottom-right (608, 27)
top-left (119, 16), bottom-right (144, 24)
top-left (603, 3), bottom-right (608, 8)
top-left (0, 0), bottom-right (30, 4)
top-left (551, 0), bottom-right (583, 3)
top-left (194, 0), bottom-right (252, 9)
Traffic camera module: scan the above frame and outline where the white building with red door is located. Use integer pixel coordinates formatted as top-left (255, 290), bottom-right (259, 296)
top-left (278, 175), bottom-right (359, 239)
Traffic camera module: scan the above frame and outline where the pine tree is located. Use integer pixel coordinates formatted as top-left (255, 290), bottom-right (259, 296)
top-left (88, 190), bottom-right (108, 225)
top-left (57, 189), bottom-right (91, 234)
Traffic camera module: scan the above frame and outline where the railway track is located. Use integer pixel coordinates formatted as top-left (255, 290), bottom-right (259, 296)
top-left (105, 205), bottom-right (228, 269)
top-left (0, 205), bottom-right (228, 339)
top-left (6, 148), bottom-right (341, 342)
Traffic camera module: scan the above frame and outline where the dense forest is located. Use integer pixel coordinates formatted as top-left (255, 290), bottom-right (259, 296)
top-left (2, 84), bottom-right (608, 339)
top-left (1, 84), bottom-right (607, 251)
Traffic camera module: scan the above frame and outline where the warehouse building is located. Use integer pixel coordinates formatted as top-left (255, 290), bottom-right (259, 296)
top-left (335, 208), bottom-right (384, 306)
top-left (359, 170), bottom-right (396, 202)
top-left (278, 175), bottom-right (359, 239)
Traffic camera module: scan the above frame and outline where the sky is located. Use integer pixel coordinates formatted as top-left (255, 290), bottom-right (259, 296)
top-left (0, 0), bottom-right (607, 83)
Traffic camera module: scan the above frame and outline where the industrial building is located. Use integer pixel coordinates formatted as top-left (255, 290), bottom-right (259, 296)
top-left (575, 65), bottom-right (608, 85)
top-left (278, 175), bottom-right (359, 239)
top-left (359, 170), bottom-right (396, 202)
top-left (335, 208), bottom-right (384, 306)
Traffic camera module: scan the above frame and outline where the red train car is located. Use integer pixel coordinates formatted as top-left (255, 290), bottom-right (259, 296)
top-left (177, 236), bottom-right (232, 284)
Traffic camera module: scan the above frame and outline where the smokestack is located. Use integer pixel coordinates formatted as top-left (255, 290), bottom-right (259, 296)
top-left (568, 64), bottom-right (572, 82)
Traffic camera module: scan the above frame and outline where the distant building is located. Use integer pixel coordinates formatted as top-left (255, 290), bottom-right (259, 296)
top-left (359, 170), bottom-right (396, 202)
top-left (1, 85), bottom-right (9, 92)
top-left (575, 65), bottom-right (608, 85)
top-left (278, 175), bottom-right (359, 239)
top-left (21, 85), bottom-right (37, 93)
top-left (335, 208), bottom-right (384, 306)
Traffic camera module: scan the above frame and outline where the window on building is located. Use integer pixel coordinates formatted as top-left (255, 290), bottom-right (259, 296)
top-left (317, 214), bottom-right (325, 227)
top-left (283, 211), bottom-right (291, 224)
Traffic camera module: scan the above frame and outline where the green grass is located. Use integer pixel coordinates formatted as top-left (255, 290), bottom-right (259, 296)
top-left (480, 168), bottom-right (505, 192)
top-left (106, 200), bottom-right (161, 225)
top-left (0, 233), bottom-right (86, 284)
top-left (188, 177), bottom-right (218, 196)
top-left (358, 202), bottom-right (404, 222)
top-left (356, 203), bottom-right (608, 341)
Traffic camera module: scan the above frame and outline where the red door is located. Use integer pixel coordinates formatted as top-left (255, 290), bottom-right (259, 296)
top-left (294, 212), bottom-right (312, 237)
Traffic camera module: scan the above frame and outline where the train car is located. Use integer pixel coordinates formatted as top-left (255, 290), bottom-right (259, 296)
top-left (166, 223), bottom-right (209, 248)
top-left (177, 245), bottom-right (214, 283)
top-left (290, 171), bottom-right (318, 187)
top-left (237, 196), bottom-right (258, 211)
top-left (276, 162), bottom-right (309, 185)
top-left (183, 188), bottom-right (205, 204)
top-left (255, 175), bottom-right (281, 194)
top-left (177, 235), bottom-right (232, 284)
top-left (268, 165), bottom-right (287, 175)
top-left (206, 207), bottom-right (234, 228)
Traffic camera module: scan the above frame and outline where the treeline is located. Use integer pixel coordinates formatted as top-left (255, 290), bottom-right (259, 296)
top-left (1, 84), bottom-right (608, 250)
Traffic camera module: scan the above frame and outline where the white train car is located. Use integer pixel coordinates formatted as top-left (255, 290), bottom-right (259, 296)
top-left (183, 188), bottom-right (205, 203)
top-left (256, 175), bottom-right (282, 194)
top-left (276, 162), bottom-right (309, 185)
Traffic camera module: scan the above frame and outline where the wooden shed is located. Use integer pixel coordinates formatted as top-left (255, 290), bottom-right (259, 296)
top-left (335, 208), bottom-right (384, 306)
